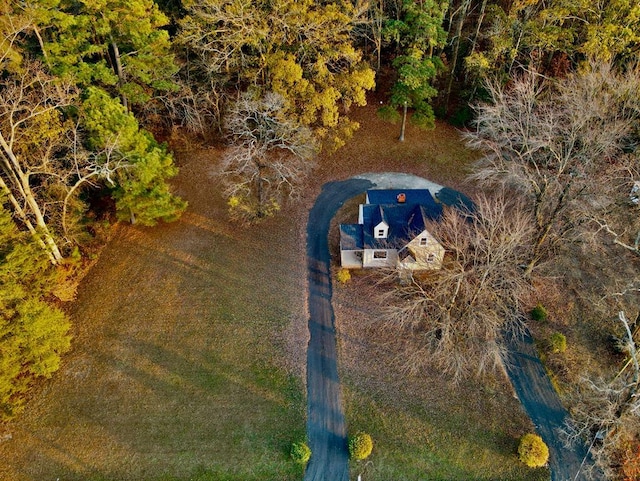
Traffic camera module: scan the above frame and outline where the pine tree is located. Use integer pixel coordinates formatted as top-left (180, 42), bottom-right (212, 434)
top-left (383, 0), bottom-right (448, 131)
top-left (18, 0), bottom-right (179, 109)
top-left (0, 195), bottom-right (71, 419)
top-left (81, 87), bottom-right (186, 225)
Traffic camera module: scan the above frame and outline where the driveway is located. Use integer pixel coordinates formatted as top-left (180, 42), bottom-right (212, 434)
top-left (304, 173), bottom-right (599, 481)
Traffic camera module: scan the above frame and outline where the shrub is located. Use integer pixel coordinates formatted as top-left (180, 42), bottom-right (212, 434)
top-left (349, 432), bottom-right (373, 460)
top-left (518, 433), bottom-right (549, 468)
top-left (549, 332), bottom-right (567, 353)
top-left (530, 303), bottom-right (548, 322)
top-left (336, 268), bottom-right (351, 284)
top-left (290, 441), bottom-right (311, 464)
top-left (377, 105), bottom-right (401, 124)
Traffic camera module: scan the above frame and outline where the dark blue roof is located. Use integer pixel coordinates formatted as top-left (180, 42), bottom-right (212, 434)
top-left (340, 189), bottom-right (443, 250)
top-left (339, 224), bottom-right (363, 249)
top-left (363, 189), bottom-right (442, 248)
top-left (366, 189), bottom-right (434, 206)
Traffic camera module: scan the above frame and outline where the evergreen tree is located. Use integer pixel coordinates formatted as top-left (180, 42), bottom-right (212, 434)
top-left (81, 87), bottom-right (186, 225)
top-left (17, 0), bottom-right (179, 109)
top-left (0, 195), bottom-right (71, 419)
top-left (382, 0), bottom-right (448, 130)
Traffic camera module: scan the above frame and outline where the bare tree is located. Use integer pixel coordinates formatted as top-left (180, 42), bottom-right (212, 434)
top-left (381, 193), bottom-right (534, 381)
top-left (0, 64), bottom-right (77, 263)
top-left (574, 152), bottom-right (640, 264)
top-left (466, 63), bottom-right (640, 276)
top-left (218, 92), bottom-right (317, 222)
top-left (0, 62), bottom-right (138, 260)
top-left (563, 311), bottom-right (640, 480)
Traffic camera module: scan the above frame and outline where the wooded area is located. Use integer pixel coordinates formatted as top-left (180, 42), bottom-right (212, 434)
top-left (1, 0), bottom-right (640, 478)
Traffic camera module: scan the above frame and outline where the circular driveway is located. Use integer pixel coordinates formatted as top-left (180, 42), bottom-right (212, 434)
top-left (304, 173), bottom-right (598, 481)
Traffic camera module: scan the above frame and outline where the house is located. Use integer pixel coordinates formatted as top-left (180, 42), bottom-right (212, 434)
top-left (339, 189), bottom-right (445, 271)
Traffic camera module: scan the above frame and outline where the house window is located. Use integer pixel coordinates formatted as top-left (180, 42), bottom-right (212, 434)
top-left (374, 250), bottom-right (387, 259)
top-left (427, 253), bottom-right (436, 263)
top-left (377, 229), bottom-right (386, 238)
top-left (419, 237), bottom-right (427, 246)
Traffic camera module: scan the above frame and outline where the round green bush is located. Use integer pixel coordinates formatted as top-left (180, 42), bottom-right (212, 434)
top-left (531, 303), bottom-right (548, 322)
top-left (349, 432), bottom-right (373, 460)
top-left (290, 441), bottom-right (311, 464)
top-left (549, 332), bottom-right (567, 353)
top-left (518, 433), bottom-right (549, 468)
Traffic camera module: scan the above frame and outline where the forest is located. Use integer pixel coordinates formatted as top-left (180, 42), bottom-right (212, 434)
top-left (1, 0), bottom-right (640, 479)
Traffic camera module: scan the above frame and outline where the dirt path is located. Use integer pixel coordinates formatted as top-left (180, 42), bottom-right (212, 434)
top-left (305, 174), bottom-right (600, 481)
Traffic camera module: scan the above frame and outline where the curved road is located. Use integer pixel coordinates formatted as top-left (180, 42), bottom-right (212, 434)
top-left (304, 174), bottom-right (600, 481)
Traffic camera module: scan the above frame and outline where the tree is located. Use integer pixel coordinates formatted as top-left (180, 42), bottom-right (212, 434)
top-left (177, 0), bottom-right (375, 148)
top-left (382, 0), bottom-right (448, 130)
top-left (563, 311), bottom-right (640, 480)
top-left (467, 0), bottom-right (640, 81)
top-left (382, 194), bottom-right (533, 381)
top-left (219, 91), bottom-right (316, 222)
top-left (466, 63), bottom-right (640, 276)
top-left (353, 0), bottom-right (388, 72)
top-left (81, 87), bottom-right (187, 225)
top-left (0, 195), bottom-right (71, 419)
top-left (22, 0), bottom-right (179, 110)
top-left (518, 433), bottom-right (549, 468)
top-left (290, 441), bottom-right (311, 464)
top-left (576, 148), bottom-right (640, 261)
top-left (0, 63), bottom-right (76, 263)
top-left (444, 0), bottom-right (472, 106)
top-left (0, 4), bottom-right (186, 260)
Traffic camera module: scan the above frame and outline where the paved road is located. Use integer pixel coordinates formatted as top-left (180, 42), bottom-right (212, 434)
top-left (304, 174), bottom-right (599, 481)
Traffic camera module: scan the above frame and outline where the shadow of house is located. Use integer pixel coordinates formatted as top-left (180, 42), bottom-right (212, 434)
top-left (339, 189), bottom-right (444, 271)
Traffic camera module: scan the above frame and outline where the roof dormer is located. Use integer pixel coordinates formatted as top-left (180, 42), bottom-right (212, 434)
top-left (374, 220), bottom-right (388, 239)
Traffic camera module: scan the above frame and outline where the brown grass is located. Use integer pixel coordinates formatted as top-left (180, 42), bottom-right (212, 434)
top-left (0, 102), bottom-right (542, 481)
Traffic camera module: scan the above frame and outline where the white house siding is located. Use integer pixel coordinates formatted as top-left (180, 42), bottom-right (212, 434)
top-left (341, 250), bottom-right (363, 268)
top-left (363, 248), bottom-right (398, 268)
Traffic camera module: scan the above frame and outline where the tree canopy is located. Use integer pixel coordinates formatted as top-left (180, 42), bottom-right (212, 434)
top-left (177, 0), bottom-right (375, 149)
top-left (0, 194), bottom-right (71, 419)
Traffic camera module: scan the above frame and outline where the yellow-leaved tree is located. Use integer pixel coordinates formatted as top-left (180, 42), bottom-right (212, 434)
top-left (178, 0), bottom-right (375, 149)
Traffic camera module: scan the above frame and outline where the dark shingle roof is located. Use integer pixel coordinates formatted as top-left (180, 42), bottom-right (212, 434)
top-left (362, 190), bottom-right (442, 249)
top-left (340, 189), bottom-right (442, 251)
top-left (367, 189), bottom-right (434, 206)
top-left (339, 224), bottom-right (363, 250)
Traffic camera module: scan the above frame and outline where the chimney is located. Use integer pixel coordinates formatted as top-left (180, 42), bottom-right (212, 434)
top-left (397, 193), bottom-right (406, 203)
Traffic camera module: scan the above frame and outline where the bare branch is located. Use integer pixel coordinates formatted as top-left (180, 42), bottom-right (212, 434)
top-left (380, 193), bottom-right (534, 381)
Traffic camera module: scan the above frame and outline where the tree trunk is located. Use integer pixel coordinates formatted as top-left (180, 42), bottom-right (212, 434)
top-left (469, 0), bottom-right (488, 54)
top-left (0, 134), bottom-right (63, 263)
top-left (445, 0), bottom-right (472, 108)
top-left (110, 37), bottom-right (128, 110)
top-left (524, 179), bottom-right (573, 277)
top-left (0, 175), bottom-right (57, 263)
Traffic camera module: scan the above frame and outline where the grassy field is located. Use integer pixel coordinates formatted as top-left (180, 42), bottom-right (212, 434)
top-left (0, 145), bottom-right (308, 481)
top-left (0, 103), bottom-right (548, 480)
